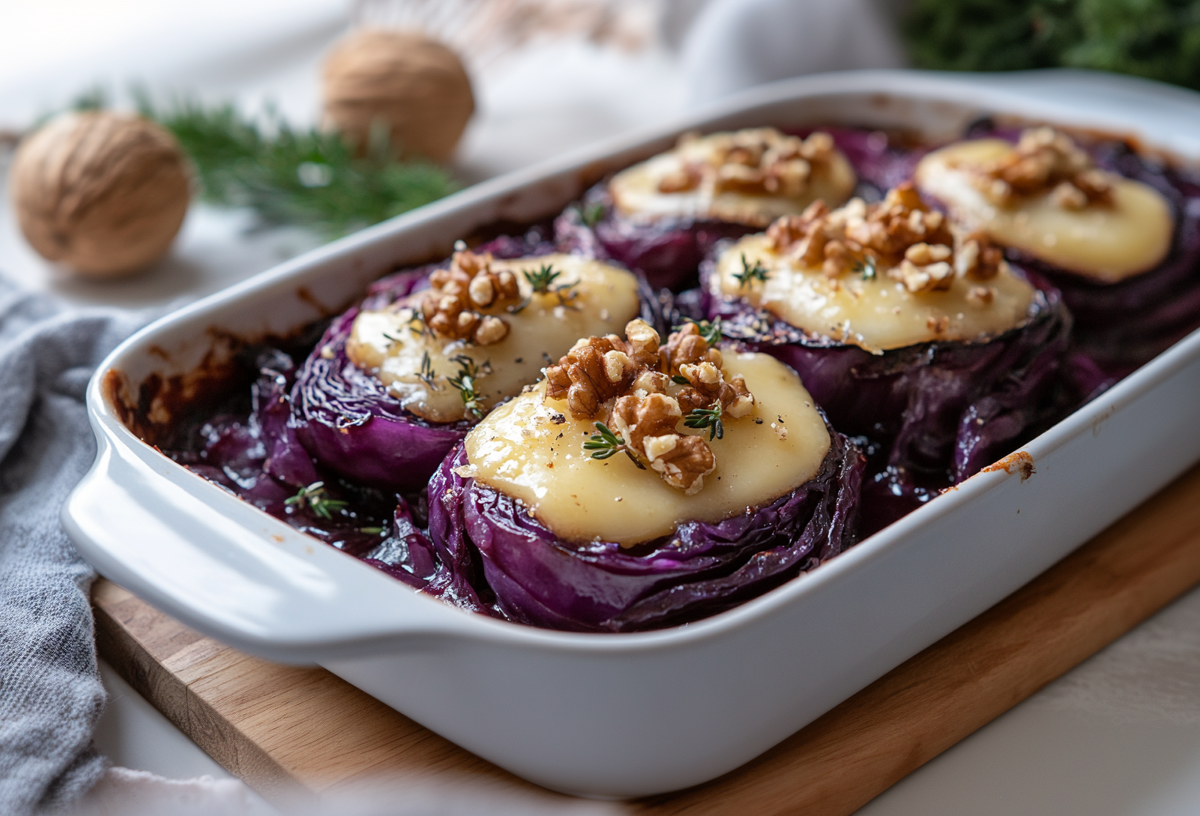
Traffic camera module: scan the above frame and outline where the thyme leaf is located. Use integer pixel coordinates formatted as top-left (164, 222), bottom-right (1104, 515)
top-left (734, 254), bottom-right (770, 289)
top-left (684, 405), bottom-right (725, 442)
top-left (418, 350), bottom-right (437, 386)
top-left (514, 263), bottom-right (579, 313)
top-left (405, 309), bottom-right (429, 338)
top-left (583, 422), bottom-right (625, 460)
top-left (523, 263), bottom-right (563, 294)
top-left (448, 356), bottom-right (484, 420)
top-left (285, 481), bottom-right (348, 520)
top-left (853, 255), bottom-right (878, 281)
top-left (581, 201), bottom-right (606, 228)
top-left (673, 316), bottom-right (723, 346)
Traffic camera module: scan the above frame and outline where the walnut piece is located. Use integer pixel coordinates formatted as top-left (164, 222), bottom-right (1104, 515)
top-left (761, 182), bottom-right (1007, 293)
top-left (545, 319), bottom-right (756, 494)
top-left (969, 127), bottom-right (1113, 210)
top-left (658, 128), bottom-right (840, 201)
top-left (419, 249), bottom-right (520, 345)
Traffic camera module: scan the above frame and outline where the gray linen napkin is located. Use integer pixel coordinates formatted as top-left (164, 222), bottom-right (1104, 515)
top-left (0, 282), bottom-right (147, 815)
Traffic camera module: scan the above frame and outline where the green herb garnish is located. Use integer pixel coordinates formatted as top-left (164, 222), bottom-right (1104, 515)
top-left (684, 405), bottom-right (725, 441)
top-left (583, 421), bottom-right (625, 460)
top-left (285, 481), bottom-right (348, 520)
top-left (671, 375), bottom-right (691, 386)
top-left (405, 309), bottom-right (429, 338)
top-left (523, 263), bottom-right (564, 294)
top-left (581, 201), bottom-right (606, 228)
top-left (734, 254), bottom-right (770, 289)
top-left (448, 356), bottom-right (484, 420)
top-left (853, 255), bottom-right (878, 281)
top-left (673, 317), bottom-right (723, 346)
top-left (513, 263), bottom-right (578, 313)
top-left (418, 351), bottom-right (438, 386)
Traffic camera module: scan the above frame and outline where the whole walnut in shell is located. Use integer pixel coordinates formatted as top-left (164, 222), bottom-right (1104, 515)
top-left (10, 111), bottom-right (191, 278)
top-left (322, 30), bottom-right (475, 163)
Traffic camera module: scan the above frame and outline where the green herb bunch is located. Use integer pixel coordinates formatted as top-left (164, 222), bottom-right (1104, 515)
top-left (903, 0), bottom-right (1200, 92)
top-left (73, 89), bottom-right (458, 237)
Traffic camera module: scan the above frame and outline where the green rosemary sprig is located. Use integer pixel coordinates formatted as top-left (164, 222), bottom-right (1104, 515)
top-left (684, 405), bottom-right (725, 441)
top-left (583, 422), bottom-right (624, 460)
top-left (734, 254), bottom-right (770, 288)
top-left (673, 317), bottom-right (723, 346)
top-left (448, 356), bottom-right (484, 419)
top-left (285, 481), bottom-right (348, 520)
top-left (80, 90), bottom-right (461, 238)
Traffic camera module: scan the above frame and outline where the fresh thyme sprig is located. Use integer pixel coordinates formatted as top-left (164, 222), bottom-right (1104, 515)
top-left (448, 356), bottom-right (484, 419)
top-left (684, 405), bottom-right (725, 441)
top-left (285, 481), bottom-right (348, 520)
top-left (734, 254), bottom-right (770, 289)
top-left (513, 263), bottom-right (579, 312)
top-left (582, 422), bottom-right (646, 469)
top-left (580, 201), bottom-right (606, 228)
top-left (405, 309), bottom-right (429, 338)
top-left (418, 351), bottom-right (438, 386)
top-left (523, 263), bottom-right (564, 294)
top-left (65, 89), bottom-right (460, 238)
top-left (673, 317), bottom-right (723, 346)
top-left (583, 422), bottom-right (624, 460)
top-left (853, 255), bottom-right (878, 281)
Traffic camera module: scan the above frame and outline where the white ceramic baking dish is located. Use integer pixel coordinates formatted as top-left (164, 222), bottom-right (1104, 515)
top-left (64, 71), bottom-right (1200, 799)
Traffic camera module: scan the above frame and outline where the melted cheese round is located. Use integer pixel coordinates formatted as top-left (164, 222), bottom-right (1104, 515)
top-left (715, 234), bottom-right (1036, 353)
top-left (915, 140), bottom-right (1174, 283)
top-left (347, 254), bottom-right (641, 423)
top-left (462, 353), bottom-right (831, 546)
top-left (609, 133), bottom-right (856, 227)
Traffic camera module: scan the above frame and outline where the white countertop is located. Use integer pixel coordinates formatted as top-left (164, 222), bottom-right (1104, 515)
top-left (6, 2), bottom-right (1200, 812)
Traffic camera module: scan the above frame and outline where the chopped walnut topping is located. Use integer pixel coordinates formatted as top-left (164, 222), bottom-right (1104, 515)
top-left (967, 286), bottom-right (996, 306)
top-left (545, 319), bottom-right (756, 494)
top-left (896, 259), bottom-right (954, 293)
top-left (420, 250), bottom-right (522, 345)
top-left (545, 333), bottom-right (637, 418)
top-left (955, 234), bottom-right (1004, 281)
top-left (658, 163), bottom-right (702, 193)
top-left (966, 127), bottom-right (1113, 209)
top-left (657, 128), bottom-right (841, 201)
top-left (926, 314), bottom-right (950, 334)
top-left (760, 182), bottom-right (1008, 293)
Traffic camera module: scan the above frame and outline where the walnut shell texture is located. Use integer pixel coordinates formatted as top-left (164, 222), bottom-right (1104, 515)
top-left (322, 29), bottom-right (475, 163)
top-left (10, 111), bottom-right (191, 278)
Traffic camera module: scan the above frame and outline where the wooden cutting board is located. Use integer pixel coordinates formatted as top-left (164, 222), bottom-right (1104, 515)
top-left (93, 462), bottom-right (1200, 815)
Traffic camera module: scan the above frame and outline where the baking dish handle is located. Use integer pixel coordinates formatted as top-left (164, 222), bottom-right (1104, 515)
top-left (64, 424), bottom-right (477, 665)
